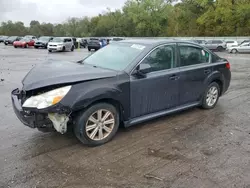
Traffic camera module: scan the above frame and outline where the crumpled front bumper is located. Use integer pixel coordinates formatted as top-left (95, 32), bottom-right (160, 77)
top-left (11, 88), bottom-right (54, 130)
top-left (11, 88), bottom-right (70, 133)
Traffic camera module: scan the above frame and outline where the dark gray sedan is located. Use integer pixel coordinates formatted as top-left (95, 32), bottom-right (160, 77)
top-left (12, 39), bottom-right (231, 146)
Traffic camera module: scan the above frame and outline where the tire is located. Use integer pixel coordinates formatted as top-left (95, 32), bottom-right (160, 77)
top-left (217, 46), bottom-right (224, 52)
top-left (231, 49), bottom-right (238, 54)
top-left (25, 44), bottom-right (28, 48)
top-left (14, 45), bottom-right (17, 48)
top-left (201, 82), bottom-right (220, 109)
top-left (71, 46), bottom-right (74, 51)
top-left (48, 50), bottom-right (52, 53)
top-left (34, 46), bottom-right (38, 49)
top-left (4, 43), bottom-right (7, 46)
top-left (74, 103), bottom-right (120, 147)
top-left (88, 48), bottom-right (91, 52)
top-left (62, 46), bottom-right (66, 52)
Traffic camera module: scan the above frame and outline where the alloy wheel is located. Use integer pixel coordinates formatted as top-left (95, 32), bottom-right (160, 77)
top-left (206, 86), bottom-right (218, 107)
top-left (85, 109), bottom-right (115, 141)
top-left (232, 49), bottom-right (237, 54)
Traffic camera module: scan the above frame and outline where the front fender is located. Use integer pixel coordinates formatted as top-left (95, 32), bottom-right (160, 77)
top-left (71, 86), bottom-right (122, 111)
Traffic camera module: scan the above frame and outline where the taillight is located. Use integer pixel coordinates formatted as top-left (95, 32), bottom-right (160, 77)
top-left (226, 62), bottom-right (230, 69)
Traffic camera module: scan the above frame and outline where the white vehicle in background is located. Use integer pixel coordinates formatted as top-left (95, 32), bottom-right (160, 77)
top-left (227, 42), bottom-right (250, 53)
top-left (225, 40), bottom-right (238, 49)
top-left (48, 37), bottom-right (74, 52)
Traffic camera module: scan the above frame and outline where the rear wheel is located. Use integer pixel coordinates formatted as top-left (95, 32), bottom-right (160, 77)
top-left (25, 44), bottom-right (28, 48)
top-left (71, 45), bottom-right (74, 51)
top-left (201, 82), bottom-right (220, 109)
top-left (217, 46), bottom-right (224, 51)
top-left (88, 48), bottom-right (91, 52)
top-left (4, 43), bottom-right (7, 46)
top-left (34, 46), bottom-right (38, 49)
top-left (62, 46), bottom-right (66, 52)
top-left (74, 103), bottom-right (119, 146)
top-left (14, 45), bottom-right (17, 48)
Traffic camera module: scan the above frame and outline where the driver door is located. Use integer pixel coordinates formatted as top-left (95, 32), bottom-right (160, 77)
top-left (130, 44), bottom-right (180, 118)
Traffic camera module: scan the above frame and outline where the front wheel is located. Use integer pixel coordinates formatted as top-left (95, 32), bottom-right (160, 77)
top-left (48, 49), bottom-right (52, 53)
top-left (201, 82), bottom-right (220, 109)
top-left (231, 49), bottom-right (238, 54)
top-left (25, 44), bottom-right (28, 48)
top-left (14, 45), bottom-right (17, 48)
top-left (74, 103), bottom-right (119, 146)
top-left (71, 46), bottom-right (74, 51)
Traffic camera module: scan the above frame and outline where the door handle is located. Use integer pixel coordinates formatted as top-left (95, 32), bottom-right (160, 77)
top-left (169, 75), bottom-right (179, 80)
top-left (204, 69), bottom-right (211, 74)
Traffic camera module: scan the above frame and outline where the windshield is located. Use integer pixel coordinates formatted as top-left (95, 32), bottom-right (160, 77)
top-left (8, 36), bottom-right (17, 40)
top-left (20, 38), bottom-right (29, 42)
top-left (240, 43), bottom-right (249, 46)
top-left (84, 43), bottom-right (145, 71)
top-left (39, 37), bottom-right (50, 41)
top-left (52, 37), bottom-right (63, 42)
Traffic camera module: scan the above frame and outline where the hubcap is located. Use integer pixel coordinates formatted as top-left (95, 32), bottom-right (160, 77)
top-left (85, 109), bottom-right (115, 141)
top-left (206, 86), bottom-right (218, 107)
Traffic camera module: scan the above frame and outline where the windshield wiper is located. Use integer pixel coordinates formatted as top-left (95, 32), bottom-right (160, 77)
top-left (76, 60), bottom-right (84, 64)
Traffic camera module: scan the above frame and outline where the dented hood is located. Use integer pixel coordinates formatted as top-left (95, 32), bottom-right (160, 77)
top-left (22, 60), bottom-right (117, 91)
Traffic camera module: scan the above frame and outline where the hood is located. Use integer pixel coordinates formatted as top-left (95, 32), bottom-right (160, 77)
top-left (22, 60), bottom-right (117, 91)
top-left (36, 40), bottom-right (48, 43)
top-left (48, 42), bottom-right (63, 45)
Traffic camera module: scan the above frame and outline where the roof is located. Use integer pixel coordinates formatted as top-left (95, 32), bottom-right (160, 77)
top-left (120, 39), bottom-right (198, 47)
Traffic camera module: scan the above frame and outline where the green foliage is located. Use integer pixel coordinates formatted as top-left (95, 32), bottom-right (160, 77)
top-left (0, 0), bottom-right (249, 37)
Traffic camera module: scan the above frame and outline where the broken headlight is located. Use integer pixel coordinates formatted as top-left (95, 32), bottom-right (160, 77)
top-left (22, 86), bottom-right (71, 109)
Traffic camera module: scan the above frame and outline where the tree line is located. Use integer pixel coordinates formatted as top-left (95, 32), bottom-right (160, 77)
top-left (0, 0), bottom-right (249, 37)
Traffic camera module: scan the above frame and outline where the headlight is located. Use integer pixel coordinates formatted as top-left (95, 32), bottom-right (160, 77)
top-left (22, 86), bottom-right (71, 109)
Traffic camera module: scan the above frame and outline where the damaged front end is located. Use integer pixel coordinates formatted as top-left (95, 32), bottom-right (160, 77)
top-left (11, 86), bottom-right (72, 134)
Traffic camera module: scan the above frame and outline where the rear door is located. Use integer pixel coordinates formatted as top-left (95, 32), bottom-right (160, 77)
top-left (130, 43), bottom-right (180, 118)
top-left (238, 43), bottom-right (250, 52)
top-left (177, 43), bottom-right (212, 105)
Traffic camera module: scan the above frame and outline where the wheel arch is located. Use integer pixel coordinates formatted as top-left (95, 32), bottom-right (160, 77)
top-left (205, 72), bottom-right (225, 96)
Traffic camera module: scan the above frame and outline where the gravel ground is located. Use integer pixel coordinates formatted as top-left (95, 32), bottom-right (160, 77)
top-left (0, 45), bottom-right (250, 188)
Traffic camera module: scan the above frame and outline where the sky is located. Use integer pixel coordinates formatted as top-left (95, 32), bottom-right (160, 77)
top-left (0, 0), bottom-right (127, 26)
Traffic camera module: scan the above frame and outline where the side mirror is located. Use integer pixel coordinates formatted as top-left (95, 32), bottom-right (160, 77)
top-left (133, 63), bottom-right (151, 78)
top-left (133, 68), bottom-right (146, 78)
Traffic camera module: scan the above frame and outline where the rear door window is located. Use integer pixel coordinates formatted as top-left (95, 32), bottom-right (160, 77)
top-left (178, 45), bottom-right (210, 67)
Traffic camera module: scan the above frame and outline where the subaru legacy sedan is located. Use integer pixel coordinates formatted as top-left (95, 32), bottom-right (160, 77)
top-left (11, 40), bottom-right (231, 146)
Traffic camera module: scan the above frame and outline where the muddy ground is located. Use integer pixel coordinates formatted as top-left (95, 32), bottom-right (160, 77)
top-left (0, 45), bottom-right (250, 188)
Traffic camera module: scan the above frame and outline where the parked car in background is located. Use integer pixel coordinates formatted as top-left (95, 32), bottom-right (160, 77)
top-left (13, 38), bottom-right (35, 48)
top-left (11, 39), bottom-right (231, 146)
top-left (225, 40), bottom-right (238, 49)
top-left (227, 42), bottom-right (250, 53)
top-left (78, 38), bottom-right (88, 48)
top-left (23, 35), bottom-right (37, 40)
top-left (203, 40), bottom-right (226, 51)
top-left (191, 40), bottom-right (206, 45)
top-left (88, 38), bottom-right (107, 51)
top-left (48, 37), bottom-right (74, 52)
top-left (4, 36), bottom-right (22, 45)
top-left (240, 39), bottom-right (250, 44)
top-left (34, 36), bottom-right (53, 49)
top-left (0, 36), bottom-right (9, 43)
